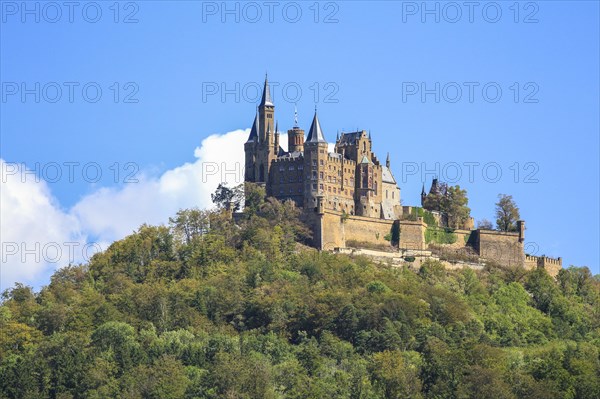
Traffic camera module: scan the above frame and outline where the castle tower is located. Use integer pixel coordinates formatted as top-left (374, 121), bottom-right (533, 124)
top-left (356, 154), bottom-right (376, 217)
top-left (288, 105), bottom-right (305, 153)
top-left (254, 75), bottom-right (276, 183)
top-left (288, 126), bottom-right (305, 153)
top-left (244, 110), bottom-right (259, 182)
top-left (304, 110), bottom-right (328, 210)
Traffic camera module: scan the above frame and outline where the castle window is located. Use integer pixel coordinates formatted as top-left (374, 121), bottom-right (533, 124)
top-left (319, 184), bottom-right (324, 191)
top-left (392, 192), bottom-right (394, 199)
top-left (319, 172), bottom-right (324, 179)
top-left (289, 188), bottom-right (293, 193)
top-left (312, 171), bottom-right (317, 180)
top-left (298, 165), bottom-right (303, 170)
top-left (298, 188), bottom-right (302, 193)
top-left (312, 160), bottom-right (317, 166)
top-left (280, 177), bottom-right (284, 183)
top-left (279, 189), bottom-right (284, 194)
top-left (374, 182), bottom-right (378, 195)
top-left (320, 160), bottom-right (324, 166)
top-left (328, 187), bottom-right (331, 192)
top-left (386, 190), bottom-right (388, 199)
top-left (279, 165), bottom-right (284, 172)
top-left (289, 166), bottom-right (295, 171)
top-left (312, 183), bottom-right (317, 191)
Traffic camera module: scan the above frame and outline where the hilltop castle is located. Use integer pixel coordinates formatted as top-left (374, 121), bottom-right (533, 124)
top-left (244, 76), bottom-right (401, 221)
top-left (243, 76), bottom-right (562, 276)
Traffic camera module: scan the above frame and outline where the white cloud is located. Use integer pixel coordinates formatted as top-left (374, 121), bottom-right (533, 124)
top-left (1, 160), bottom-right (86, 291)
top-left (1, 128), bottom-right (249, 291)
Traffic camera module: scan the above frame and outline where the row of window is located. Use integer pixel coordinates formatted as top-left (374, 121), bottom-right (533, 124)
top-left (279, 187), bottom-right (302, 195)
top-left (278, 164), bottom-right (304, 172)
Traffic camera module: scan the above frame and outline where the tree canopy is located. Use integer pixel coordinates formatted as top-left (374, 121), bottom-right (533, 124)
top-left (1, 188), bottom-right (598, 398)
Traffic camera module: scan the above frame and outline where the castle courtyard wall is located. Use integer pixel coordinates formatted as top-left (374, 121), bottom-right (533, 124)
top-left (473, 230), bottom-right (524, 267)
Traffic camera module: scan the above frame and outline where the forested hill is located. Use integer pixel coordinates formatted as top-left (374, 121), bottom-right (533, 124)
top-left (1, 194), bottom-right (599, 399)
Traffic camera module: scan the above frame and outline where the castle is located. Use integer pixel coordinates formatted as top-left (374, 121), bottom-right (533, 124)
top-left (243, 76), bottom-right (562, 276)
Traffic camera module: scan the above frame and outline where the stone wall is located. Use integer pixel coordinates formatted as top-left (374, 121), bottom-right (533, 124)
top-left (398, 219), bottom-right (426, 250)
top-left (313, 210), bottom-right (395, 250)
top-left (472, 230), bottom-right (524, 267)
top-left (525, 255), bottom-right (563, 277)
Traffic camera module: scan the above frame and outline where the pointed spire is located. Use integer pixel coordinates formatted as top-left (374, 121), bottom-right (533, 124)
top-left (293, 104), bottom-right (298, 127)
top-left (369, 130), bottom-right (372, 140)
top-left (421, 183), bottom-right (426, 196)
top-left (259, 74), bottom-right (273, 107)
top-left (386, 152), bottom-right (390, 168)
top-left (306, 110), bottom-right (327, 143)
top-left (275, 120), bottom-right (279, 134)
top-left (246, 108), bottom-right (259, 143)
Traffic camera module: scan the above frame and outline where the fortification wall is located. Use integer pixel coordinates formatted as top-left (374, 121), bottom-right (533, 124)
top-left (525, 255), bottom-right (563, 277)
top-left (473, 230), bottom-right (524, 267)
top-left (399, 220), bottom-right (427, 250)
top-left (313, 210), bottom-right (395, 250)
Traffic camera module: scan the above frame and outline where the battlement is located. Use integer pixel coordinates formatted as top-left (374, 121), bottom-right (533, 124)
top-left (524, 254), bottom-right (562, 277)
top-left (272, 156), bottom-right (303, 164)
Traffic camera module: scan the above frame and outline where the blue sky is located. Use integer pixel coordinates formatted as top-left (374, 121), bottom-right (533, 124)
top-left (1, 0), bottom-right (599, 290)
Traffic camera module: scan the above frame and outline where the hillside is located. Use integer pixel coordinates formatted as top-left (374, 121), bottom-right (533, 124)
top-left (1, 196), bottom-right (599, 399)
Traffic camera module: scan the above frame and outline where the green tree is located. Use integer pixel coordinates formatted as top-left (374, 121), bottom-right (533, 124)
top-left (496, 194), bottom-right (520, 232)
top-left (442, 185), bottom-right (471, 229)
top-left (168, 207), bottom-right (210, 245)
top-left (211, 182), bottom-right (244, 212)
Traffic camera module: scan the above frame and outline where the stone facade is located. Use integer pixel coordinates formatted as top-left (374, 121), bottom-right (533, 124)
top-left (525, 255), bottom-right (563, 277)
top-left (242, 76), bottom-right (561, 275)
top-left (245, 76), bottom-right (402, 224)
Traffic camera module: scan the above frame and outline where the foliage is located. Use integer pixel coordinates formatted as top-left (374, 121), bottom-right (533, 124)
top-left (477, 218), bottom-right (494, 230)
top-left (1, 195), bottom-right (598, 399)
top-left (425, 226), bottom-right (458, 245)
top-left (496, 194), bottom-right (521, 232)
top-left (422, 183), bottom-right (471, 229)
top-left (211, 182), bottom-right (244, 212)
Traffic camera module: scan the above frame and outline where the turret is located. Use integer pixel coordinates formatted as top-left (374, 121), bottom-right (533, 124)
top-left (517, 220), bottom-right (525, 243)
top-left (304, 110), bottom-right (328, 209)
top-left (288, 126), bottom-right (305, 153)
top-left (258, 74), bottom-right (275, 143)
top-left (254, 74), bottom-right (276, 184)
top-left (386, 152), bottom-right (390, 169)
top-left (244, 110), bottom-right (259, 181)
top-left (274, 121), bottom-right (280, 155)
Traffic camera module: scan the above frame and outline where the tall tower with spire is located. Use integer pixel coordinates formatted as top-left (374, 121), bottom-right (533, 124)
top-left (303, 109), bottom-right (328, 209)
top-left (245, 75), bottom-right (277, 184)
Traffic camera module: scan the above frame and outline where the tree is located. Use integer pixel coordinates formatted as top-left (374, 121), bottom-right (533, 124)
top-left (422, 182), bottom-right (471, 228)
top-left (442, 185), bottom-right (471, 229)
top-left (211, 183), bottom-right (244, 212)
top-left (168, 208), bottom-right (210, 244)
top-left (477, 218), bottom-right (494, 229)
top-left (495, 194), bottom-right (520, 232)
top-left (243, 182), bottom-right (266, 217)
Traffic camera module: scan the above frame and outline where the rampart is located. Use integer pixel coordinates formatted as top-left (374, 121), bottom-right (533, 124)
top-left (525, 255), bottom-right (562, 277)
